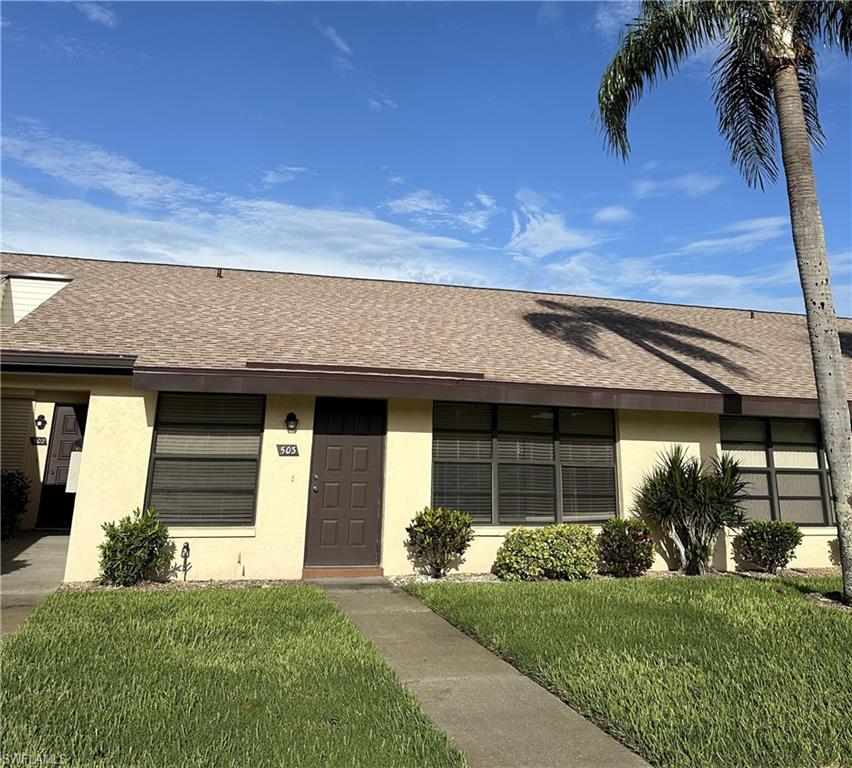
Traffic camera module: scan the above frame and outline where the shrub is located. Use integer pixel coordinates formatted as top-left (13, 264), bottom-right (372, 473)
top-left (597, 518), bottom-right (655, 577)
top-left (494, 524), bottom-right (597, 581)
top-left (405, 506), bottom-right (474, 578)
top-left (735, 520), bottom-right (803, 573)
top-left (1, 470), bottom-right (31, 540)
top-left (99, 507), bottom-right (173, 586)
top-left (635, 446), bottom-right (746, 575)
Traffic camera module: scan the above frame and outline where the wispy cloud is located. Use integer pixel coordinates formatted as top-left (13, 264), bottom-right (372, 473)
top-left (593, 205), bottom-right (634, 224)
top-left (76, 3), bottom-right (117, 28)
top-left (315, 21), bottom-right (353, 56)
top-left (593, 1), bottom-right (639, 39)
top-left (633, 172), bottom-right (724, 198)
top-left (507, 189), bottom-right (600, 261)
top-left (368, 93), bottom-right (398, 112)
top-left (51, 34), bottom-right (107, 60)
top-left (0, 125), bottom-right (497, 287)
top-left (536, 2), bottom-right (563, 27)
top-left (544, 247), bottom-right (837, 313)
top-left (385, 188), bottom-right (499, 233)
top-left (679, 216), bottom-right (788, 255)
top-left (261, 165), bottom-right (308, 185)
top-left (3, 122), bottom-right (208, 210)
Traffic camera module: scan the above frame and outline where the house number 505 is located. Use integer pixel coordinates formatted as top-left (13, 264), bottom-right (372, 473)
top-left (277, 444), bottom-right (299, 457)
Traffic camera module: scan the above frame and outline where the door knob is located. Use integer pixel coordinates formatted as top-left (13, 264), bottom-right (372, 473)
top-left (312, 485), bottom-right (318, 493)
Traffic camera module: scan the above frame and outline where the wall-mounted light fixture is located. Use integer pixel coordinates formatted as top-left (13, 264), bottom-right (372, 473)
top-left (285, 412), bottom-right (300, 433)
top-left (35, 415), bottom-right (47, 430)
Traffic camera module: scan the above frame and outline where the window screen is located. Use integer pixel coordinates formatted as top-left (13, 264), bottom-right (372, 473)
top-left (148, 393), bottom-right (265, 526)
top-left (433, 402), bottom-right (617, 526)
top-left (721, 416), bottom-right (831, 526)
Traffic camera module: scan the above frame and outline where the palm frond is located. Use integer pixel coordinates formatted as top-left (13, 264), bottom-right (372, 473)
top-left (712, 5), bottom-right (779, 188)
top-left (817, 0), bottom-right (852, 55)
top-left (597, 0), bottom-right (730, 159)
top-left (796, 45), bottom-right (826, 152)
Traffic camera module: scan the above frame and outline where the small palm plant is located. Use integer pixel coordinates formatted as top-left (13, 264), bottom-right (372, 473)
top-left (635, 446), bottom-right (746, 575)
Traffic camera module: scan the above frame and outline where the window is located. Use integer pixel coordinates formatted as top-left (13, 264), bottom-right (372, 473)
top-left (721, 417), bottom-right (833, 526)
top-left (432, 402), bottom-right (617, 525)
top-left (147, 393), bottom-right (265, 526)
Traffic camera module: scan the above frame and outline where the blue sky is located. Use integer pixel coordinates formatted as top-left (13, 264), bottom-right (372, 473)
top-left (2, 1), bottom-right (850, 314)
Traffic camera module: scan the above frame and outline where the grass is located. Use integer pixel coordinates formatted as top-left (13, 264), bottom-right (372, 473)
top-left (404, 576), bottom-right (851, 768)
top-left (1, 585), bottom-right (465, 768)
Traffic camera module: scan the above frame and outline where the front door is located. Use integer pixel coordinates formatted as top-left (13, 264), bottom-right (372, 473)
top-left (304, 398), bottom-right (386, 567)
top-left (37, 405), bottom-right (87, 529)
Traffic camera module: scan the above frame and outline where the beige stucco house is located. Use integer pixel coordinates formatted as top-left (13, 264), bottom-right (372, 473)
top-left (1, 252), bottom-right (847, 581)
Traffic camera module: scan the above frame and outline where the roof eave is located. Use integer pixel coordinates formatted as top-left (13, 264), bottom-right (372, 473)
top-left (131, 365), bottom-right (839, 419)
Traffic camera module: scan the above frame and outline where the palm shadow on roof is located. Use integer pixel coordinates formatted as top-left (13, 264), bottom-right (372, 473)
top-left (523, 299), bottom-right (755, 396)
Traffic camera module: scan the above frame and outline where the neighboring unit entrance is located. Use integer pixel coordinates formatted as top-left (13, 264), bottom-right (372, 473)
top-left (304, 398), bottom-right (386, 567)
top-left (37, 404), bottom-right (87, 529)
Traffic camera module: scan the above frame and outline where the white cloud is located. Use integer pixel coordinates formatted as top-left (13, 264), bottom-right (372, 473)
top-left (385, 189), bottom-right (499, 233)
top-left (367, 93), bottom-right (399, 112)
top-left (76, 3), bottom-right (117, 28)
top-left (544, 248), bottom-right (819, 313)
top-left (261, 165), bottom-right (308, 185)
top-left (536, 2), bottom-right (562, 26)
top-left (593, 1), bottom-right (639, 38)
top-left (0, 126), bottom-right (502, 288)
top-left (679, 216), bottom-right (788, 255)
top-left (316, 22), bottom-right (353, 56)
top-left (507, 189), bottom-right (600, 260)
top-left (3, 123), bottom-right (209, 211)
top-left (0, 178), bottom-right (493, 286)
top-left (633, 173), bottom-right (724, 198)
top-left (593, 205), bottom-right (634, 224)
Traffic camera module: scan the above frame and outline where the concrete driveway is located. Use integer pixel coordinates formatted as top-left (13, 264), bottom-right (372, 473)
top-left (1, 531), bottom-right (69, 639)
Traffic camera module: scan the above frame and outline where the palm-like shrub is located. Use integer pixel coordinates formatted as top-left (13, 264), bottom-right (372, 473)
top-left (405, 506), bottom-right (474, 578)
top-left (635, 446), bottom-right (746, 575)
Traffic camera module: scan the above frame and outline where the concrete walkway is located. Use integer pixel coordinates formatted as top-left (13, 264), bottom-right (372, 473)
top-left (320, 579), bottom-right (649, 768)
top-left (1, 531), bottom-right (69, 639)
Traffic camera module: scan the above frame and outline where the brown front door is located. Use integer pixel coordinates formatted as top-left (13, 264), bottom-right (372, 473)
top-left (304, 398), bottom-right (386, 567)
top-left (38, 404), bottom-right (87, 529)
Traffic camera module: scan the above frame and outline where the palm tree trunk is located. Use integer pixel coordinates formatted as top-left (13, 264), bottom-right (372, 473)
top-left (772, 63), bottom-right (852, 604)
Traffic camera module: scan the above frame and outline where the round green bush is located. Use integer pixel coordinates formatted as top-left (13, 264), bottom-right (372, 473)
top-left (494, 524), bottom-right (597, 581)
top-left (405, 506), bottom-right (474, 578)
top-left (99, 507), bottom-right (173, 586)
top-left (734, 520), bottom-right (803, 573)
top-left (597, 518), bottom-right (655, 577)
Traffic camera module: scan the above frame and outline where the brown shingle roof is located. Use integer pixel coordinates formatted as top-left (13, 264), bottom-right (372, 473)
top-left (2, 252), bottom-right (850, 402)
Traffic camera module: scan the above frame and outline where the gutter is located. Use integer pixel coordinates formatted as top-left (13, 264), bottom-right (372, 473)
top-left (1, 351), bottom-right (138, 376)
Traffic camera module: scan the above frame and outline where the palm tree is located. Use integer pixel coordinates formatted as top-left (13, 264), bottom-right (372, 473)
top-left (597, 0), bottom-right (852, 602)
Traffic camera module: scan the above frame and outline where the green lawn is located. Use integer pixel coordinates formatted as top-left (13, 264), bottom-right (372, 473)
top-left (405, 576), bottom-right (851, 768)
top-left (1, 586), bottom-right (465, 768)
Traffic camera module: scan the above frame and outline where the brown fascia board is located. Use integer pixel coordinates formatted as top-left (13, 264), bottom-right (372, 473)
top-left (1, 351), bottom-right (137, 375)
top-left (132, 365), bottom-right (842, 419)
